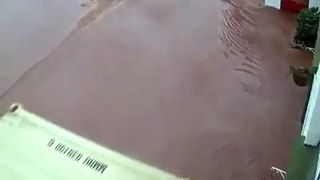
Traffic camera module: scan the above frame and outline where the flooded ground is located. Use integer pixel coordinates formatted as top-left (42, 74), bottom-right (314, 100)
top-left (0, 0), bottom-right (313, 179)
top-left (0, 0), bottom-right (87, 95)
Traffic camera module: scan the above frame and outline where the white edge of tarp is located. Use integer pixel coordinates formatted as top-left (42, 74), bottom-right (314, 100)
top-left (1, 105), bottom-right (183, 180)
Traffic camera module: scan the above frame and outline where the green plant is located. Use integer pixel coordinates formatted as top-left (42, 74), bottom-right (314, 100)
top-left (294, 7), bottom-right (320, 48)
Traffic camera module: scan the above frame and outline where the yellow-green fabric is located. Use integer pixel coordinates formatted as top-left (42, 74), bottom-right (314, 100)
top-left (0, 107), bottom-right (180, 180)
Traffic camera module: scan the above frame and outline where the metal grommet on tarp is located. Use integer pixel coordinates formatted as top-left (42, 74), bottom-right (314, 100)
top-left (0, 103), bottom-right (22, 118)
top-left (8, 103), bottom-right (23, 113)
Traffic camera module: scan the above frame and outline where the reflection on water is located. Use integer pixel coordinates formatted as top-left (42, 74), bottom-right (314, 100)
top-left (0, 0), bottom-right (84, 95)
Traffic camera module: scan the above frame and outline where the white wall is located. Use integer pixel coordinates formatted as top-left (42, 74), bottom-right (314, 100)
top-left (302, 69), bottom-right (320, 180)
top-left (265, 0), bottom-right (281, 9)
top-left (302, 68), bottom-right (320, 145)
top-left (309, 0), bottom-right (320, 8)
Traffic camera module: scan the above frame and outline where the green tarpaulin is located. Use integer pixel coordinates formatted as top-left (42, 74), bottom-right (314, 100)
top-left (0, 105), bottom-right (182, 180)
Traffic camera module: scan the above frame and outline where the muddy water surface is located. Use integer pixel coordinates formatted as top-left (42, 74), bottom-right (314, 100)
top-left (0, 0), bottom-right (88, 95)
top-left (0, 0), bottom-right (313, 179)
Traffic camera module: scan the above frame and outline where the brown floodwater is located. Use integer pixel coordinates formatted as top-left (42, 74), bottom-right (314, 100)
top-left (0, 0), bottom-right (87, 95)
top-left (0, 0), bottom-right (313, 179)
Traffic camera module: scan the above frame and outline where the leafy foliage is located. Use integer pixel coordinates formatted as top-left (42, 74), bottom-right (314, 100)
top-left (294, 7), bottom-right (320, 48)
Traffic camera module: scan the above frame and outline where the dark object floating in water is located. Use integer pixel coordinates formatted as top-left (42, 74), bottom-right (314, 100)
top-left (290, 65), bottom-right (310, 87)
